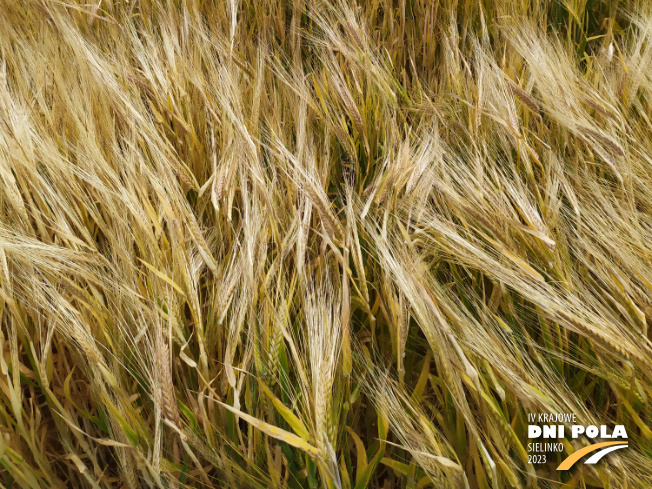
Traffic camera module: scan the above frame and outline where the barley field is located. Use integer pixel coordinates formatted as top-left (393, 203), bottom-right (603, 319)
top-left (0, 0), bottom-right (651, 488)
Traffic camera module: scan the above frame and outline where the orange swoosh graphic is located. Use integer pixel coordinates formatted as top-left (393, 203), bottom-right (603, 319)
top-left (557, 441), bottom-right (628, 470)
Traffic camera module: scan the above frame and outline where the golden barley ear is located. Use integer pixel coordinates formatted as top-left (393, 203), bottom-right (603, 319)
top-left (157, 340), bottom-right (182, 429)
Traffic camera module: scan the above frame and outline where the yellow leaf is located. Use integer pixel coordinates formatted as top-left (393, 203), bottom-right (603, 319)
top-left (346, 426), bottom-right (368, 485)
top-left (218, 401), bottom-right (320, 457)
top-left (137, 258), bottom-right (186, 295)
top-left (258, 381), bottom-right (311, 441)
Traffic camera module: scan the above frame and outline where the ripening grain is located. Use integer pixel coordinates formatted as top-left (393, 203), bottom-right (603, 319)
top-left (0, 1), bottom-right (651, 488)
